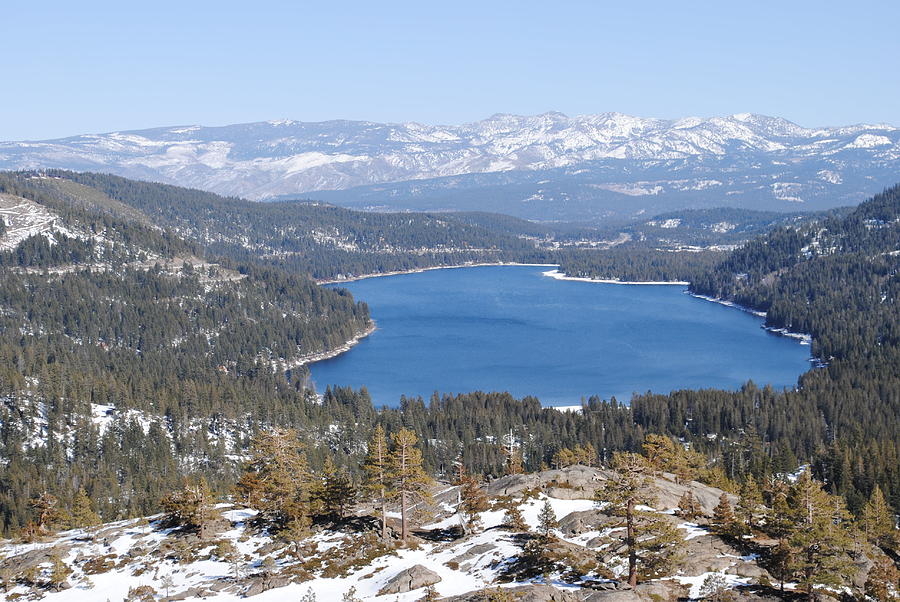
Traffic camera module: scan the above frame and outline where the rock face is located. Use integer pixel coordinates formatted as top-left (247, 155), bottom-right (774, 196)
top-left (485, 465), bottom-right (733, 515)
top-left (377, 564), bottom-right (442, 595)
top-left (444, 584), bottom-right (581, 602)
top-left (557, 509), bottom-right (618, 537)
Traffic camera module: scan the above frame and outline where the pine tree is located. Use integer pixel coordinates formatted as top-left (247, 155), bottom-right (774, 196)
top-left (768, 539), bottom-right (793, 595)
top-left (458, 474), bottom-right (489, 534)
top-left (862, 485), bottom-right (897, 550)
top-left (419, 584), bottom-right (439, 602)
top-left (70, 488), bottom-right (101, 528)
top-left (300, 588), bottom-right (317, 602)
top-left (503, 503), bottom-right (528, 532)
top-left (596, 452), bottom-right (683, 587)
top-left (698, 572), bottom-right (736, 601)
top-left (235, 428), bottom-right (311, 530)
top-left (582, 442), bottom-right (597, 467)
top-left (675, 490), bottom-right (701, 520)
top-left (786, 470), bottom-right (855, 602)
top-left (160, 574), bottom-right (175, 600)
top-left (363, 424), bottom-right (390, 541)
top-left (764, 480), bottom-right (794, 540)
top-left (48, 554), bottom-right (72, 591)
top-left (29, 492), bottom-right (63, 534)
top-left (161, 478), bottom-right (216, 537)
top-left (389, 428), bottom-right (433, 545)
top-left (537, 499), bottom-right (559, 539)
top-left (502, 431), bottom-right (523, 475)
top-left (642, 434), bottom-right (677, 475)
top-left (317, 456), bottom-right (357, 520)
top-left (736, 475), bottom-right (763, 531)
top-left (711, 493), bottom-right (743, 539)
top-left (276, 516), bottom-right (311, 559)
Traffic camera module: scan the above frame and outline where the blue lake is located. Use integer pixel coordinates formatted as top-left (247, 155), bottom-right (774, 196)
top-left (309, 265), bottom-right (811, 407)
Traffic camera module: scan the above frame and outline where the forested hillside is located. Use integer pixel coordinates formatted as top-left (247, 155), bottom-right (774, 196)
top-left (14, 171), bottom-right (542, 281)
top-left (0, 174), bottom-right (371, 532)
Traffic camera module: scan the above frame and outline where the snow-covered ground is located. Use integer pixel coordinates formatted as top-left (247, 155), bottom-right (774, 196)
top-left (0, 486), bottom-right (761, 601)
top-left (0, 194), bottom-right (85, 251)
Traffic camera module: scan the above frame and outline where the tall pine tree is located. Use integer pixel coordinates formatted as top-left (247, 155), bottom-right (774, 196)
top-left (388, 428), bottom-right (432, 545)
top-left (595, 452), bottom-right (683, 586)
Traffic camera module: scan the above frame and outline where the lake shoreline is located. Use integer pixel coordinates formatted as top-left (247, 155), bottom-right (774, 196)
top-left (285, 321), bottom-right (377, 369)
top-left (316, 262), bottom-right (557, 285)
top-left (686, 292), bottom-right (814, 347)
top-left (540, 268), bottom-right (690, 286)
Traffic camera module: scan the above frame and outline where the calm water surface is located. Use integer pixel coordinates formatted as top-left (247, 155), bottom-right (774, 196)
top-left (309, 265), bottom-right (811, 406)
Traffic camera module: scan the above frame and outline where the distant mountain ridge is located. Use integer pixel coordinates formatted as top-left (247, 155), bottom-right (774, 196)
top-left (1, 112), bottom-right (898, 220)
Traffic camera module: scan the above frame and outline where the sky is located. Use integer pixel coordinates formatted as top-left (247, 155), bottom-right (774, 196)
top-left (3, 0), bottom-right (898, 140)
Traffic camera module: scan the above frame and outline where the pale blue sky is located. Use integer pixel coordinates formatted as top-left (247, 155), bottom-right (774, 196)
top-left (3, 0), bottom-right (898, 140)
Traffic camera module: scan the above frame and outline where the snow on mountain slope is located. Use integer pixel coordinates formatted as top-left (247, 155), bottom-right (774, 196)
top-left (1, 113), bottom-right (898, 217)
top-left (0, 193), bottom-right (86, 251)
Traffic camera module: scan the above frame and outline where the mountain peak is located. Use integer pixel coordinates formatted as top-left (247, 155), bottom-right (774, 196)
top-left (0, 112), bottom-right (897, 210)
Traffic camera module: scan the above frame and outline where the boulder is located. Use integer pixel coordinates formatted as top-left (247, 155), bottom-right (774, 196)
top-left (580, 580), bottom-right (687, 601)
top-left (444, 584), bottom-right (580, 601)
top-left (557, 509), bottom-right (616, 537)
top-left (729, 562), bottom-right (771, 580)
top-left (378, 564), bottom-right (442, 595)
top-left (448, 542), bottom-right (497, 569)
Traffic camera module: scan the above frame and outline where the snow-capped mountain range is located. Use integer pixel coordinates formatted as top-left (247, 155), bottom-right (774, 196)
top-left (2, 112), bottom-right (898, 220)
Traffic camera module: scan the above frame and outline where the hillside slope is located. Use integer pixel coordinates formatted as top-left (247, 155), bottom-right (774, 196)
top-left (0, 467), bottom-right (805, 601)
top-left (11, 171), bottom-right (543, 281)
top-left (0, 174), bottom-right (371, 532)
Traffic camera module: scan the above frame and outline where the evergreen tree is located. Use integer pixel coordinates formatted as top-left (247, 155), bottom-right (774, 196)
top-left (675, 490), bottom-right (701, 520)
top-left (419, 585), bottom-right (439, 602)
top-left (537, 499), bottom-right (559, 539)
top-left (160, 574), bottom-right (175, 599)
top-left (787, 470), bottom-right (855, 602)
top-left (49, 554), bottom-right (72, 591)
top-left (768, 539), bottom-right (793, 595)
top-left (29, 492), bottom-right (63, 534)
top-left (642, 434), bottom-right (677, 476)
top-left (70, 488), bottom-right (101, 528)
top-left (363, 424), bottom-right (390, 541)
top-left (578, 442), bottom-right (597, 467)
top-left (711, 493), bottom-right (743, 539)
top-left (316, 456), bottom-right (357, 520)
top-left (596, 452), bottom-right (683, 587)
top-left (235, 428), bottom-right (310, 530)
top-left (343, 586), bottom-right (363, 602)
top-left (698, 572), bottom-right (736, 602)
top-left (502, 432), bottom-right (523, 475)
top-left (552, 448), bottom-right (576, 469)
top-left (276, 517), bottom-right (311, 559)
top-left (503, 503), bottom-right (528, 532)
top-left (300, 588), bottom-right (317, 602)
top-left (764, 480), bottom-right (794, 540)
top-left (160, 478), bottom-right (216, 538)
top-left (389, 428), bottom-right (433, 545)
top-left (862, 485), bottom-right (897, 550)
top-left (736, 475), bottom-right (763, 531)
top-left (458, 474), bottom-right (489, 534)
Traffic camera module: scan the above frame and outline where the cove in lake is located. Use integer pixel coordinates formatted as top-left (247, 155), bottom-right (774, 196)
top-left (309, 265), bottom-right (811, 407)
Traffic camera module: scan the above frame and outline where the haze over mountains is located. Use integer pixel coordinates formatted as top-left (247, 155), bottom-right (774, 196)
top-left (2, 112), bottom-right (898, 221)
